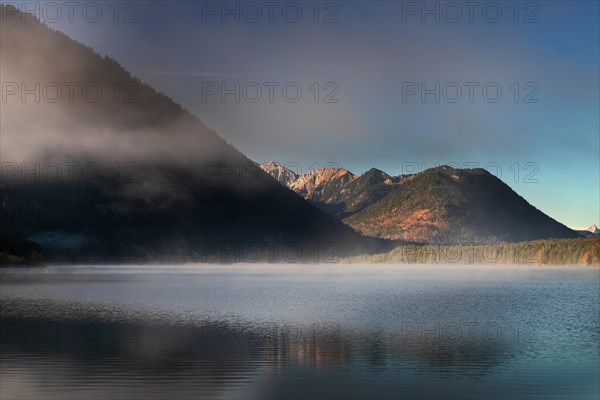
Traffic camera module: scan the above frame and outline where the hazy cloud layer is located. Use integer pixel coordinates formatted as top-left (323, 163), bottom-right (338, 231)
top-left (2, 1), bottom-right (598, 226)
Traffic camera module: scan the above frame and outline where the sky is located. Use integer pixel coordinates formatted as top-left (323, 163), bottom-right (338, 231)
top-left (3, 0), bottom-right (599, 228)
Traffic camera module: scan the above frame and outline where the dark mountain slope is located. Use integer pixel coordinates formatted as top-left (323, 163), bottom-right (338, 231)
top-left (0, 7), bottom-right (385, 263)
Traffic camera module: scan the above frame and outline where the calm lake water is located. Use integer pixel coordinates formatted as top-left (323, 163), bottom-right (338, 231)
top-left (1, 265), bottom-right (598, 400)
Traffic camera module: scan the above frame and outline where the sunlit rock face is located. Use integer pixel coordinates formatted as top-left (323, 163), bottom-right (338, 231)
top-left (259, 162), bottom-right (299, 186)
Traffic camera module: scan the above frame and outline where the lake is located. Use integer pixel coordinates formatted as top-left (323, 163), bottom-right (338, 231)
top-left (1, 264), bottom-right (598, 399)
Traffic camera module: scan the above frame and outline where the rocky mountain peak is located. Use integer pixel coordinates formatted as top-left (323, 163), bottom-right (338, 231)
top-left (259, 162), bottom-right (299, 186)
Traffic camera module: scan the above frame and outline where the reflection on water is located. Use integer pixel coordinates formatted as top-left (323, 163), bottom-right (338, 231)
top-left (1, 265), bottom-right (599, 399)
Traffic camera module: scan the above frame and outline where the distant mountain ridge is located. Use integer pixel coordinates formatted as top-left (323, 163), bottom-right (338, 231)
top-left (289, 167), bottom-right (356, 200)
top-left (261, 162), bottom-right (581, 244)
top-left (260, 163), bottom-right (409, 218)
top-left (572, 225), bottom-right (600, 238)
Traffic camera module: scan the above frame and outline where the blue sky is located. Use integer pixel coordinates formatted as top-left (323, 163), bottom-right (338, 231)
top-left (5, 1), bottom-right (599, 228)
